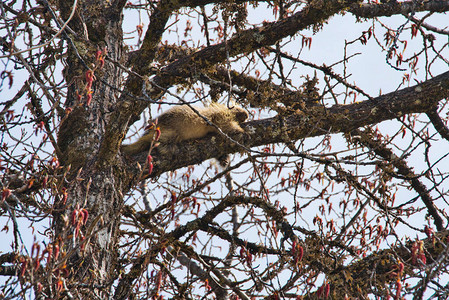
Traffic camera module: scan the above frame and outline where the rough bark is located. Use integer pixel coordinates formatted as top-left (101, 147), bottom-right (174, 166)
top-left (54, 0), bottom-right (128, 296)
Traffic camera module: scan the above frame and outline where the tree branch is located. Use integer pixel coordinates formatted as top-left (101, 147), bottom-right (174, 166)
top-left (327, 230), bottom-right (449, 298)
top-left (125, 70), bottom-right (449, 178)
top-left (350, 128), bottom-right (445, 231)
top-left (156, 0), bottom-right (362, 82)
top-left (349, 0), bottom-right (449, 18)
top-left (427, 107), bottom-right (449, 142)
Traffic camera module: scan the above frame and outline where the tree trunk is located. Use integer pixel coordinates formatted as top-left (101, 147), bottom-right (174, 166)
top-left (55, 0), bottom-right (128, 296)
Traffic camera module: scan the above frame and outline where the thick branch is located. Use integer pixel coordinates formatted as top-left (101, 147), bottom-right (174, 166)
top-left (350, 0), bottom-right (449, 18)
top-left (327, 230), bottom-right (449, 298)
top-left (126, 70), bottom-right (449, 178)
top-left (156, 0), bottom-right (361, 82)
top-left (427, 107), bottom-right (449, 142)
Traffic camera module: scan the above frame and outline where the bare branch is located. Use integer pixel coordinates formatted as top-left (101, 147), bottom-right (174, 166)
top-left (350, 0), bottom-right (449, 18)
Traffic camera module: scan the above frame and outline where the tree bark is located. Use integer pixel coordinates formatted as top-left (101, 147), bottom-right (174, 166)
top-left (55, 0), bottom-right (128, 297)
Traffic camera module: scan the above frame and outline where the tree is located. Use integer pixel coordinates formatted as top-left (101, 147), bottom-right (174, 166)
top-left (1, 0), bottom-right (449, 298)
